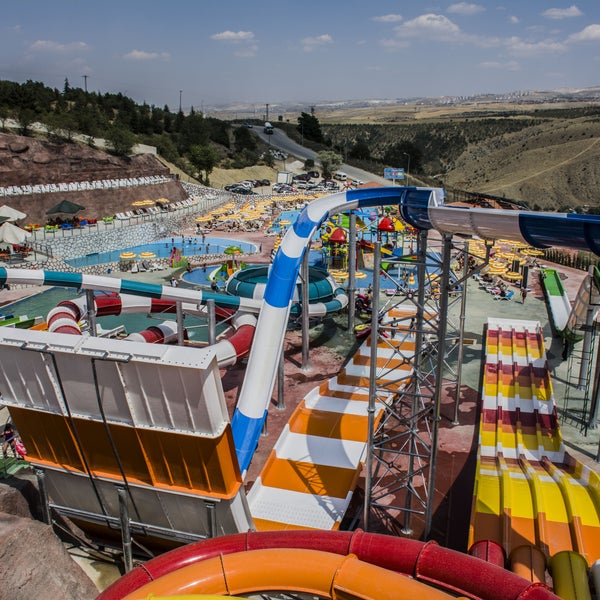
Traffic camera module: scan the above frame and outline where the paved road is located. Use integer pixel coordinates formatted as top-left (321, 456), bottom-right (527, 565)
top-left (252, 126), bottom-right (389, 185)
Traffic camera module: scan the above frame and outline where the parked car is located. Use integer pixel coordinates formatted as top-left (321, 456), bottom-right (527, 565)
top-left (272, 183), bottom-right (296, 193)
top-left (228, 185), bottom-right (257, 195)
top-left (307, 170), bottom-right (320, 178)
top-left (292, 173), bottom-right (311, 182)
top-left (259, 179), bottom-right (270, 186)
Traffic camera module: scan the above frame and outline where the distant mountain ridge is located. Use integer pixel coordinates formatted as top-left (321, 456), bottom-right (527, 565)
top-left (208, 85), bottom-right (600, 117)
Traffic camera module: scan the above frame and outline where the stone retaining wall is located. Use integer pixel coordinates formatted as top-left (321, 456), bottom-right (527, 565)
top-left (40, 212), bottom-right (203, 260)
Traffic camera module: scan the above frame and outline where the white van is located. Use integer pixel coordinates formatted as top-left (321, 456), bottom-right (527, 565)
top-left (334, 171), bottom-right (347, 181)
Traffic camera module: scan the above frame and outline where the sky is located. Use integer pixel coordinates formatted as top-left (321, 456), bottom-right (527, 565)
top-left (2, 1), bottom-right (600, 114)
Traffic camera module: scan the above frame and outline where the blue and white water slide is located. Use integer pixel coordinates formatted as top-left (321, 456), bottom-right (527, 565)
top-left (231, 186), bottom-right (600, 473)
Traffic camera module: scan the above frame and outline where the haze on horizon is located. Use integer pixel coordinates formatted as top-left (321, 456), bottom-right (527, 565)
top-left (1, 1), bottom-right (600, 112)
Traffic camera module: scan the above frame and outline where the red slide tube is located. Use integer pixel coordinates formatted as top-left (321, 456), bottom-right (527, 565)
top-left (98, 530), bottom-right (559, 600)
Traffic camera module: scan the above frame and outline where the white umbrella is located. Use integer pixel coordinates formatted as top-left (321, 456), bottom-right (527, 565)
top-left (0, 222), bottom-right (32, 245)
top-left (0, 205), bottom-right (27, 222)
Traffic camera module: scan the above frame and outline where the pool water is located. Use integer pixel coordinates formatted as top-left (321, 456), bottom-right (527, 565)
top-left (182, 249), bottom-right (329, 287)
top-left (66, 236), bottom-right (257, 268)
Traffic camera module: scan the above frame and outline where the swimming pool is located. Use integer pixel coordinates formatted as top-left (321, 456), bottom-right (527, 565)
top-left (66, 236), bottom-right (258, 268)
top-left (181, 249), bottom-right (329, 287)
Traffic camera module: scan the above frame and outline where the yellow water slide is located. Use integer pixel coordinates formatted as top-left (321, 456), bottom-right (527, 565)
top-left (470, 317), bottom-right (600, 597)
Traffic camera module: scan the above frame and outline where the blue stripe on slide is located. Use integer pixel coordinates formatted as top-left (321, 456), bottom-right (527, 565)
top-left (264, 252), bottom-right (302, 308)
top-left (293, 209), bottom-right (321, 237)
top-left (119, 280), bottom-right (164, 298)
top-left (231, 408), bottom-right (268, 474)
top-left (43, 271), bottom-right (84, 288)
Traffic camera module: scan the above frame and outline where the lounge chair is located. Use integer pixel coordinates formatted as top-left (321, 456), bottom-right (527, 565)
top-left (131, 262), bottom-right (139, 273)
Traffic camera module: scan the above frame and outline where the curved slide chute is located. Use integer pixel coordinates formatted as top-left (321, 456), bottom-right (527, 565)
top-left (232, 186), bottom-right (600, 474)
top-left (224, 264), bottom-right (349, 317)
top-left (98, 529), bottom-right (558, 600)
top-left (0, 270), bottom-right (261, 367)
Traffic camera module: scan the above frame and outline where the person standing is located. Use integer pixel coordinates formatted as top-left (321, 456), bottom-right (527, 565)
top-left (521, 287), bottom-right (527, 303)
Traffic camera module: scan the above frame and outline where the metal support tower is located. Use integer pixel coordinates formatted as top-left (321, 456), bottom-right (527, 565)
top-left (362, 229), bottom-right (491, 538)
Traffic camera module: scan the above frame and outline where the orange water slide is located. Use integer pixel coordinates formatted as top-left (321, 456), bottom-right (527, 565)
top-left (121, 548), bottom-right (455, 600)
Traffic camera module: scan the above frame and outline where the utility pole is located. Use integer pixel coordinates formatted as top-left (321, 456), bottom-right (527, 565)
top-left (403, 152), bottom-right (411, 186)
top-left (82, 75), bottom-right (88, 93)
top-left (179, 90), bottom-right (183, 113)
top-left (266, 103), bottom-right (269, 122)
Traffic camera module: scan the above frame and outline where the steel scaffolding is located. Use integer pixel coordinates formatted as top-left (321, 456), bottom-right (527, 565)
top-left (362, 229), bottom-right (490, 538)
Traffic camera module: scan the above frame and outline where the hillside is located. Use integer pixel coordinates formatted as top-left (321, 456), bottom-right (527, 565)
top-left (320, 105), bottom-right (600, 212)
top-left (444, 116), bottom-right (600, 211)
top-left (0, 133), bottom-right (187, 223)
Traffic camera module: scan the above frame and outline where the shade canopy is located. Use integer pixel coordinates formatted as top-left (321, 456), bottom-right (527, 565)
top-left (0, 222), bottom-right (32, 245)
top-left (0, 205), bottom-right (27, 222)
top-left (329, 227), bottom-right (347, 243)
top-left (46, 199), bottom-right (86, 215)
top-left (378, 216), bottom-right (395, 232)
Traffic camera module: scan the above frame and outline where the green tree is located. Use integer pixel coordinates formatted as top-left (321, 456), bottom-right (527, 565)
top-left (106, 125), bottom-right (135, 156)
top-left (304, 158), bottom-right (315, 170)
top-left (349, 140), bottom-right (371, 161)
top-left (45, 112), bottom-right (70, 142)
top-left (233, 125), bottom-right (257, 152)
top-left (317, 150), bottom-right (342, 179)
top-left (0, 104), bottom-right (10, 130)
top-left (298, 112), bottom-right (324, 144)
top-left (16, 107), bottom-right (36, 136)
top-left (263, 151), bottom-right (275, 168)
top-left (188, 144), bottom-right (219, 185)
top-left (383, 141), bottom-right (422, 174)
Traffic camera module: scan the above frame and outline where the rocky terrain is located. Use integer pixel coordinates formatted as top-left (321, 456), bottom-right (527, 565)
top-left (0, 133), bottom-right (187, 224)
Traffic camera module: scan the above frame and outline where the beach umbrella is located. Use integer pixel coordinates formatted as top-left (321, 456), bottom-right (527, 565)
top-left (0, 205), bottom-right (27, 222)
top-left (131, 200), bottom-right (148, 207)
top-left (46, 199), bottom-right (86, 216)
top-left (0, 222), bottom-right (32, 245)
top-left (139, 251), bottom-right (156, 259)
top-left (503, 271), bottom-right (522, 281)
top-left (119, 252), bottom-right (136, 260)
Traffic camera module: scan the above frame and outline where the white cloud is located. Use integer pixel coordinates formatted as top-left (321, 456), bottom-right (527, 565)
top-left (123, 50), bottom-right (170, 61)
top-left (395, 13), bottom-right (461, 40)
top-left (447, 3), bottom-right (485, 16)
top-left (542, 5), bottom-right (583, 20)
top-left (479, 60), bottom-right (520, 71)
top-left (29, 40), bottom-right (88, 53)
top-left (301, 34), bottom-right (333, 52)
top-left (379, 38), bottom-right (411, 50)
top-left (234, 44), bottom-right (258, 58)
top-left (505, 36), bottom-right (567, 56)
top-left (211, 30), bottom-right (255, 43)
top-left (372, 14), bottom-right (403, 23)
top-left (568, 24), bottom-right (600, 42)
top-left (509, 15), bottom-right (519, 24)
top-left (211, 30), bottom-right (257, 57)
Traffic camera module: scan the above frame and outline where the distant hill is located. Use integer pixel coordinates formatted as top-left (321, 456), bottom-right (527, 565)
top-left (318, 105), bottom-right (600, 212)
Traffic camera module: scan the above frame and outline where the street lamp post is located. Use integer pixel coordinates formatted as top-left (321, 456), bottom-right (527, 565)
top-left (403, 152), bottom-right (411, 186)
